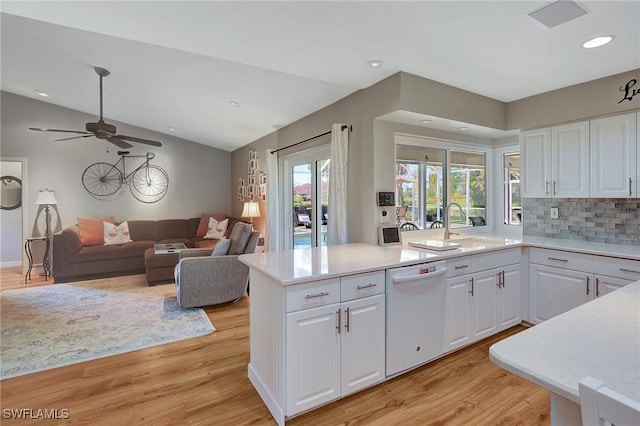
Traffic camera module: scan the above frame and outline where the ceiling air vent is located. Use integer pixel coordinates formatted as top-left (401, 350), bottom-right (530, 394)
top-left (529, 0), bottom-right (589, 28)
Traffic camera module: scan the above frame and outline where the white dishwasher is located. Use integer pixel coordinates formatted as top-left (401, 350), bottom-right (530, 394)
top-left (386, 260), bottom-right (448, 376)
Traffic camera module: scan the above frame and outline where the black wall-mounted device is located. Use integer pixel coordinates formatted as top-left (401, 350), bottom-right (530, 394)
top-left (377, 192), bottom-right (395, 207)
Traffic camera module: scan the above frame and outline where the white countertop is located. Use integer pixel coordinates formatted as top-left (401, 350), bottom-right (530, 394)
top-left (239, 233), bottom-right (639, 285)
top-left (489, 280), bottom-right (640, 403)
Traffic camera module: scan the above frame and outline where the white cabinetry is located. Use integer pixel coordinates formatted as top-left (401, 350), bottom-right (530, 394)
top-left (590, 112), bottom-right (638, 197)
top-left (285, 271), bottom-right (385, 416)
top-left (529, 248), bottom-right (638, 324)
top-left (521, 121), bottom-right (589, 197)
top-left (444, 249), bottom-right (521, 352)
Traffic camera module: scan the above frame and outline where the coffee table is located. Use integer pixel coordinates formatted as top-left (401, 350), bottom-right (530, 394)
top-left (154, 243), bottom-right (187, 255)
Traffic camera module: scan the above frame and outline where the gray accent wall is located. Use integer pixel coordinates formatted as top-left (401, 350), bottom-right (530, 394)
top-left (523, 198), bottom-right (640, 246)
top-left (1, 91), bottom-right (231, 262)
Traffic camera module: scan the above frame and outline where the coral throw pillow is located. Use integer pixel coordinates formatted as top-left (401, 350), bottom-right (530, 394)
top-left (104, 221), bottom-right (133, 245)
top-left (78, 216), bottom-right (114, 246)
top-left (196, 213), bottom-right (227, 237)
top-left (204, 217), bottom-right (229, 240)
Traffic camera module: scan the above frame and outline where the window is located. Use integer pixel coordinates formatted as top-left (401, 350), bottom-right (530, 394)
top-left (396, 141), bottom-right (486, 231)
top-left (503, 152), bottom-right (521, 225)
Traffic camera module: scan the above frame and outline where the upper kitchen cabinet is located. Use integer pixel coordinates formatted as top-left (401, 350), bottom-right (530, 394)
top-left (521, 121), bottom-right (590, 198)
top-left (590, 112), bottom-right (638, 197)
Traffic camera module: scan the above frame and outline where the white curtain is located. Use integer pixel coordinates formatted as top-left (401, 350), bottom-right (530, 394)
top-left (327, 123), bottom-right (349, 245)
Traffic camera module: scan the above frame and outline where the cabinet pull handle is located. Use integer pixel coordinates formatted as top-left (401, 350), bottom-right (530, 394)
top-left (545, 180), bottom-right (549, 196)
top-left (553, 180), bottom-right (557, 196)
top-left (586, 276), bottom-right (590, 295)
top-left (469, 277), bottom-right (474, 296)
top-left (630, 178), bottom-right (633, 197)
top-left (620, 268), bottom-right (640, 274)
top-left (595, 277), bottom-right (600, 297)
top-left (336, 309), bottom-right (341, 334)
top-left (305, 291), bottom-right (329, 300)
top-left (356, 283), bottom-right (377, 290)
top-left (501, 271), bottom-right (505, 288)
top-left (345, 307), bottom-right (350, 332)
top-left (547, 257), bottom-right (568, 262)
top-left (455, 265), bottom-right (470, 270)
top-left (496, 272), bottom-right (502, 288)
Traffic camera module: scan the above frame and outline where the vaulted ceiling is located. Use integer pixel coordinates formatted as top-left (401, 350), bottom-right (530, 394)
top-left (1, 1), bottom-right (638, 151)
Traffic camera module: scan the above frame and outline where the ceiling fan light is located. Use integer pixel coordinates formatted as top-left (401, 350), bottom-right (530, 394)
top-left (582, 35), bottom-right (615, 48)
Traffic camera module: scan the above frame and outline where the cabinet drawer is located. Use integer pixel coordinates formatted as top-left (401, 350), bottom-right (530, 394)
top-left (341, 271), bottom-right (385, 301)
top-left (473, 248), bottom-right (521, 271)
top-left (530, 248), bottom-right (594, 273)
top-left (593, 256), bottom-right (640, 280)
top-left (286, 278), bottom-right (341, 313)
top-left (446, 255), bottom-right (473, 277)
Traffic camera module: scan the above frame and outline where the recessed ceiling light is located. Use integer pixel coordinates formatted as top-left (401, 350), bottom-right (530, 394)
top-left (419, 119), bottom-right (432, 124)
top-left (582, 35), bottom-right (615, 49)
top-left (367, 60), bottom-right (383, 68)
top-left (35, 89), bottom-right (48, 97)
top-left (457, 126), bottom-right (470, 131)
top-left (167, 127), bottom-right (175, 132)
top-left (229, 101), bottom-right (240, 107)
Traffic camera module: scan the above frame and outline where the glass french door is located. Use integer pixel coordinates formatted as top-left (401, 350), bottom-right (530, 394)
top-left (281, 146), bottom-right (330, 250)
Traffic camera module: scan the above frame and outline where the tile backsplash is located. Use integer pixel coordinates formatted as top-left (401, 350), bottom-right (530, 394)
top-left (523, 198), bottom-right (640, 246)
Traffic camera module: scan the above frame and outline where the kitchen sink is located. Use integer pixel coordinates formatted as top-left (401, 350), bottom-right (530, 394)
top-left (408, 237), bottom-right (506, 251)
top-left (449, 237), bottom-right (505, 249)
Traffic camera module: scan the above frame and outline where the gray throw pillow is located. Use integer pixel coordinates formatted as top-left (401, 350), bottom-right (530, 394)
top-left (211, 238), bottom-right (231, 256)
top-left (228, 222), bottom-right (253, 255)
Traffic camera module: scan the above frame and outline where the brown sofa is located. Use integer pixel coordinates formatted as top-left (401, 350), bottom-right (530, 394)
top-left (53, 217), bottom-right (244, 284)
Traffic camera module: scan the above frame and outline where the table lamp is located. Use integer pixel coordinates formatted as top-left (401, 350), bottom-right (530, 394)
top-left (241, 201), bottom-right (261, 225)
top-left (34, 189), bottom-right (58, 238)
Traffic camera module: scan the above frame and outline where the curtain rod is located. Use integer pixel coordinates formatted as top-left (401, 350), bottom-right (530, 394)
top-left (270, 124), bottom-right (352, 155)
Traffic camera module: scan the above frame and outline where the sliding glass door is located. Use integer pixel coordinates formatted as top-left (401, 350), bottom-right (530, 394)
top-left (281, 146), bottom-right (330, 250)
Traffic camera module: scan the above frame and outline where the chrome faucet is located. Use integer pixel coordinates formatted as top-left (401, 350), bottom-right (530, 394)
top-left (444, 202), bottom-right (466, 240)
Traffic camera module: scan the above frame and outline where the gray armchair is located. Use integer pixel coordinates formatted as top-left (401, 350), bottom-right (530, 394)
top-left (175, 222), bottom-right (259, 308)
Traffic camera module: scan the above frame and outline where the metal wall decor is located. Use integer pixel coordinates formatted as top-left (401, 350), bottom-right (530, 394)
top-left (0, 176), bottom-right (22, 210)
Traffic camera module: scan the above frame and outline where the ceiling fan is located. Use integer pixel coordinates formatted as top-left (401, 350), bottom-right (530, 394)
top-left (29, 66), bottom-right (162, 149)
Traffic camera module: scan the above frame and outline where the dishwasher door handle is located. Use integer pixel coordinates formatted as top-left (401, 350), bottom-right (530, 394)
top-left (391, 267), bottom-right (448, 284)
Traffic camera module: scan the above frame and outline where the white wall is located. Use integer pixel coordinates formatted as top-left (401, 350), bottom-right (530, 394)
top-left (1, 91), bottom-right (232, 262)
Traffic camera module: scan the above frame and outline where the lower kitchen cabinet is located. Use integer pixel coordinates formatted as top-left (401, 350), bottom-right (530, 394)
top-left (529, 248), bottom-right (638, 324)
top-left (445, 263), bottom-right (521, 352)
top-left (529, 264), bottom-right (591, 323)
top-left (285, 293), bottom-right (385, 416)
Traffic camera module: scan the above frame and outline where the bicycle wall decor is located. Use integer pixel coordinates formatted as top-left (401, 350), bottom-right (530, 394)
top-left (82, 151), bottom-right (169, 203)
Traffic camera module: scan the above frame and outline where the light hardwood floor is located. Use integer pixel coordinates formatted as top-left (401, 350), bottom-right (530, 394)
top-left (1, 267), bottom-right (550, 425)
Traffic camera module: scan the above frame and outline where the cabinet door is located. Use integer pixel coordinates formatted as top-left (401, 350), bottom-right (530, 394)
top-left (520, 128), bottom-right (552, 197)
top-left (590, 113), bottom-right (637, 197)
top-left (444, 275), bottom-right (472, 351)
top-left (594, 275), bottom-right (633, 298)
top-left (498, 265), bottom-right (521, 330)
top-left (470, 270), bottom-right (499, 341)
top-left (341, 294), bottom-right (385, 396)
top-left (552, 121), bottom-right (590, 197)
top-left (286, 304), bottom-right (341, 416)
top-left (529, 264), bottom-right (591, 324)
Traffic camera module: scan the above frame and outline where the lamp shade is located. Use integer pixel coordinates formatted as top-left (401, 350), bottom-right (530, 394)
top-left (241, 201), bottom-right (261, 219)
top-left (34, 189), bottom-right (57, 206)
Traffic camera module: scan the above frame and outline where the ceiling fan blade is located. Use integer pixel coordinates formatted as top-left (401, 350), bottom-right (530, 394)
top-left (116, 134), bottom-right (162, 147)
top-left (29, 128), bottom-right (91, 134)
top-left (54, 134), bottom-right (95, 142)
top-left (106, 137), bottom-right (134, 149)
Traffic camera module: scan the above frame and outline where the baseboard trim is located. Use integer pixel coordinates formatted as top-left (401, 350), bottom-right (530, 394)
top-left (248, 363), bottom-right (285, 426)
top-left (1, 261), bottom-right (22, 268)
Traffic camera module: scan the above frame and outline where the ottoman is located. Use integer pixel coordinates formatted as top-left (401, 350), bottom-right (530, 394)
top-left (144, 247), bottom-right (180, 285)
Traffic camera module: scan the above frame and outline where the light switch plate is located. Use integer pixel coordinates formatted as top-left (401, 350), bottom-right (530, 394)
top-left (550, 207), bottom-right (559, 219)
top-left (380, 209), bottom-right (390, 224)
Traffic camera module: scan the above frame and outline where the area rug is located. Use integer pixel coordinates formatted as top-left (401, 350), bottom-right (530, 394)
top-left (1, 274), bottom-right (215, 379)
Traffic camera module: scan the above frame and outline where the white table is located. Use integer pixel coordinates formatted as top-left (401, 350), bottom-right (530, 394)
top-left (490, 280), bottom-right (640, 425)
